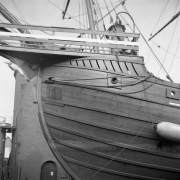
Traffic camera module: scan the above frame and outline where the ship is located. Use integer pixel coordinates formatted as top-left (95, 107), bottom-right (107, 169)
top-left (0, 0), bottom-right (180, 180)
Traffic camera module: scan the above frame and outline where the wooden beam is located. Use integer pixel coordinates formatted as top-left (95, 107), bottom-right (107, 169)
top-left (0, 31), bottom-right (139, 46)
top-left (0, 23), bottom-right (140, 38)
top-left (62, 0), bottom-right (70, 19)
top-left (0, 45), bottom-right (139, 60)
top-left (0, 3), bottom-right (30, 34)
top-left (0, 36), bottom-right (139, 50)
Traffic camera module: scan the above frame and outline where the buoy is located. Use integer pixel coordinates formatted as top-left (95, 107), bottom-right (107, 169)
top-left (154, 122), bottom-right (180, 142)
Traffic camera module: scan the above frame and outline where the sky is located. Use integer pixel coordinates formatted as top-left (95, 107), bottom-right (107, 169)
top-left (0, 0), bottom-right (179, 123)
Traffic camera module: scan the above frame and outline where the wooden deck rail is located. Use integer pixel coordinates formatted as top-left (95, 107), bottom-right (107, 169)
top-left (0, 23), bottom-right (140, 55)
top-left (0, 31), bottom-right (139, 54)
top-left (0, 23), bottom-right (140, 38)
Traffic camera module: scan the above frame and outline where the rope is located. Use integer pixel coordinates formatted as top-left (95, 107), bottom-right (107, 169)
top-left (11, 0), bottom-right (34, 34)
top-left (157, 0), bottom-right (180, 77)
top-left (45, 77), bottom-right (158, 179)
top-left (87, 121), bottom-right (151, 180)
top-left (104, 0), bottom-right (114, 24)
top-left (109, 0), bottom-right (117, 14)
top-left (69, 0), bottom-right (120, 19)
top-left (115, 76), bottom-right (159, 95)
top-left (150, 0), bottom-right (170, 36)
top-left (11, 0), bottom-right (24, 23)
top-left (47, 0), bottom-right (88, 29)
top-left (168, 37), bottom-right (180, 74)
top-left (95, 0), bottom-right (106, 31)
top-left (78, 0), bottom-right (81, 30)
top-left (47, 0), bottom-right (129, 53)
top-left (122, 4), bottom-right (173, 82)
top-left (47, 72), bottom-right (158, 95)
top-left (145, 0), bottom-right (171, 65)
top-left (152, 41), bottom-right (180, 60)
top-left (54, 0), bottom-right (131, 53)
top-left (47, 72), bottom-right (152, 88)
top-left (82, 0), bottom-right (86, 37)
top-left (145, 41), bottom-right (153, 65)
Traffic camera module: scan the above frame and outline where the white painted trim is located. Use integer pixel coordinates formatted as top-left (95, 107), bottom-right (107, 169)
top-left (0, 32), bottom-right (139, 46)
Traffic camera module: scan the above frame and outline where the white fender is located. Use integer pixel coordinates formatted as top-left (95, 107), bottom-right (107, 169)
top-left (155, 122), bottom-right (180, 142)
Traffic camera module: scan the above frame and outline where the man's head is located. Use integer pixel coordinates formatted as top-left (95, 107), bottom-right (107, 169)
top-left (115, 19), bottom-right (122, 26)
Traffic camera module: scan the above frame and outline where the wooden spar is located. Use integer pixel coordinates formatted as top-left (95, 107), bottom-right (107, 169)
top-left (0, 23), bottom-right (140, 38)
top-left (62, 0), bottom-right (70, 19)
top-left (149, 10), bottom-right (180, 41)
top-left (0, 3), bottom-right (30, 34)
top-left (85, 0), bottom-right (96, 39)
top-left (0, 3), bottom-right (20, 24)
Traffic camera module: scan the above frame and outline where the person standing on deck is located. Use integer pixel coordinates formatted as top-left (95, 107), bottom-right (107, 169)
top-left (106, 17), bottom-right (126, 54)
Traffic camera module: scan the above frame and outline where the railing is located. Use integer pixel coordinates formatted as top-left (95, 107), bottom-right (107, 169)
top-left (0, 23), bottom-right (140, 55)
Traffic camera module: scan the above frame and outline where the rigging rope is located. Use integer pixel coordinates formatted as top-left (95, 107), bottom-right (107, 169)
top-left (47, 0), bottom-right (88, 29)
top-left (87, 121), bottom-right (151, 180)
top-left (168, 38), bottom-right (180, 74)
top-left (82, 0), bottom-right (86, 36)
top-left (47, 72), bottom-right (157, 95)
top-left (70, 0), bottom-right (120, 19)
top-left (152, 41), bottom-right (180, 60)
top-left (11, 0), bottom-right (28, 27)
top-left (146, 0), bottom-right (170, 65)
top-left (156, 0), bottom-right (180, 78)
top-left (11, 0), bottom-right (33, 34)
top-left (47, 72), bottom-right (152, 88)
top-left (95, 0), bottom-right (106, 31)
top-left (47, 0), bottom-right (127, 52)
top-left (104, 0), bottom-right (114, 24)
top-left (78, 0), bottom-right (81, 29)
top-left (122, 4), bottom-right (173, 82)
top-left (150, 0), bottom-right (170, 36)
top-left (11, 0), bottom-right (24, 23)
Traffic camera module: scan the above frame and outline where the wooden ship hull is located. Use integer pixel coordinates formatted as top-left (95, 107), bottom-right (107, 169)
top-left (40, 58), bottom-right (180, 180)
top-left (0, 2), bottom-right (180, 178)
top-left (1, 33), bottom-right (180, 179)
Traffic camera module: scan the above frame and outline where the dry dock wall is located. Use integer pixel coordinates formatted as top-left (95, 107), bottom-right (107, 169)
top-left (9, 72), bottom-right (68, 180)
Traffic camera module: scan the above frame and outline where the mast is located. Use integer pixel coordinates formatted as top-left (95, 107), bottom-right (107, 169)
top-left (0, 2), bottom-right (30, 34)
top-left (85, 0), bottom-right (96, 39)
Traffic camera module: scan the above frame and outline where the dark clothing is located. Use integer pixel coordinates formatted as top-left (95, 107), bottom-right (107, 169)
top-left (107, 24), bottom-right (126, 54)
top-left (107, 24), bottom-right (126, 41)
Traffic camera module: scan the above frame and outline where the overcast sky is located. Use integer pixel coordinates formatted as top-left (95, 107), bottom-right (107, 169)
top-left (0, 0), bottom-right (179, 122)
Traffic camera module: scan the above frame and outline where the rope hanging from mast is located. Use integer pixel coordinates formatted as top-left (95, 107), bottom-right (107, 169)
top-left (150, 0), bottom-right (170, 37)
top-left (156, 13), bottom-right (179, 77)
top-left (152, 41), bottom-right (180, 60)
top-left (95, 0), bottom-right (106, 31)
top-left (104, 0), bottom-right (114, 24)
top-left (168, 38), bottom-right (180, 74)
top-left (122, 4), bottom-right (174, 82)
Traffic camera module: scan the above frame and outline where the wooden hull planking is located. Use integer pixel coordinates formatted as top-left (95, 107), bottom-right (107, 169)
top-left (1, 47), bottom-right (180, 179)
top-left (38, 56), bottom-right (180, 180)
